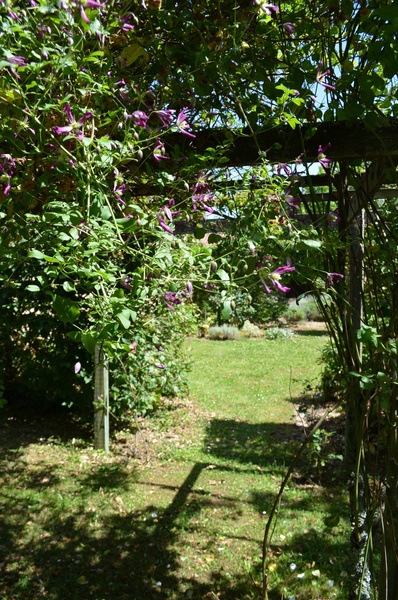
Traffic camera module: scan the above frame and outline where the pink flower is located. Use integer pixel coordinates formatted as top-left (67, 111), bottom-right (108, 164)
top-left (53, 103), bottom-right (92, 141)
top-left (316, 61), bottom-right (335, 91)
top-left (132, 110), bottom-right (148, 127)
top-left (154, 109), bottom-right (175, 128)
top-left (74, 362), bottom-right (82, 374)
top-left (253, 1), bottom-right (279, 15)
top-left (260, 261), bottom-right (295, 294)
top-left (318, 143), bottom-right (333, 170)
top-left (326, 272), bottom-right (343, 289)
top-left (153, 139), bottom-right (169, 162)
top-left (176, 109), bottom-right (196, 138)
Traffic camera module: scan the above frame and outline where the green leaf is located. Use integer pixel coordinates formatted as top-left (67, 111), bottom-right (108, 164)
top-left (208, 233), bottom-right (222, 244)
top-left (26, 284), bottom-right (40, 292)
top-left (221, 301), bottom-right (232, 321)
top-left (28, 249), bottom-right (62, 263)
top-left (63, 281), bottom-right (76, 292)
top-left (302, 240), bottom-right (323, 249)
top-left (81, 332), bottom-right (98, 354)
top-left (116, 308), bottom-right (132, 329)
top-left (194, 227), bottom-right (207, 240)
top-left (216, 269), bottom-right (230, 282)
top-left (53, 295), bottom-right (80, 323)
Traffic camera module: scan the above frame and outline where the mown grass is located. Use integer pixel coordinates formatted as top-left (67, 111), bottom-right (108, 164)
top-left (0, 329), bottom-right (350, 600)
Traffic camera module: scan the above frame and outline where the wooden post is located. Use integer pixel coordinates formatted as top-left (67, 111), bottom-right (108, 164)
top-left (94, 345), bottom-right (109, 452)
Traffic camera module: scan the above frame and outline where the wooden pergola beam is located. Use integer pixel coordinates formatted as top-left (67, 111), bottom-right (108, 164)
top-left (165, 120), bottom-right (398, 166)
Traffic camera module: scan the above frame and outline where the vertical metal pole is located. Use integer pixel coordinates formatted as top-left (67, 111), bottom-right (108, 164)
top-left (94, 345), bottom-right (109, 452)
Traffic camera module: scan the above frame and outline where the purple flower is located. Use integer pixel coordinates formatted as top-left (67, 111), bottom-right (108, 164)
top-left (285, 194), bottom-right (300, 210)
top-left (283, 22), bottom-right (294, 35)
top-left (176, 109), bottom-right (196, 138)
top-left (6, 55), bottom-right (27, 66)
top-left (260, 263), bottom-right (295, 294)
top-left (132, 110), bottom-right (148, 127)
top-left (326, 272), bottom-right (343, 289)
top-left (153, 139), bottom-right (169, 162)
top-left (158, 215), bottom-right (173, 234)
top-left (0, 154), bottom-right (16, 195)
top-left (277, 163), bottom-right (291, 176)
top-left (74, 362), bottom-right (82, 374)
top-left (253, 1), bottom-right (279, 15)
top-left (53, 103), bottom-right (92, 141)
top-left (163, 291), bottom-right (182, 310)
top-left (316, 61), bottom-right (335, 91)
top-left (155, 363), bottom-right (165, 369)
top-left (154, 109), bottom-right (175, 128)
top-left (130, 341), bottom-right (137, 354)
top-left (72, 0), bottom-right (105, 23)
top-left (318, 143), bottom-right (333, 170)
top-left (186, 281), bottom-right (193, 295)
top-left (192, 170), bottom-right (214, 213)
top-left (121, 276), bottom-right (133, 291)
top-left (119, 14), bottom-right (135, 30)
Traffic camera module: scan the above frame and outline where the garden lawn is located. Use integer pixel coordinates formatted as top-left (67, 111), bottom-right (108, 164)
top-left (0, 330), bottom-right (350, 600)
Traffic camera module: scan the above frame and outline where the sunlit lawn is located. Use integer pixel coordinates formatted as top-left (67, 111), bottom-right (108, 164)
top-left (0, 330), bottom-right (350, 600)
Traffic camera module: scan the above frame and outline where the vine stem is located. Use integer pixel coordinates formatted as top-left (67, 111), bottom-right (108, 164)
top-left (261, 401), bottom-right (339, 599)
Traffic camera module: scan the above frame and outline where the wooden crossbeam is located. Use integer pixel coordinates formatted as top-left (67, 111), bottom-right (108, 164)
top-left (165, 120), bottom-right (398, 166)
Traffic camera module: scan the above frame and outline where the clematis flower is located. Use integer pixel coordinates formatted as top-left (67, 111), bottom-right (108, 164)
top-left (0, 154), bottom-right (16, 195)
top-left (277, 163), bottom-right (291, 176)
top-left (158, 215), bottom-right (173, 234)
top-left (253, 1), bottom-right (279, 15)
top-left (72, 0), bottom-right (106, 23)
top-left (154, 109), bottom-right (175, 128)
top-left (270, 265), bottom-right (295, 293)
top-left (326, 272), bottom-right (343, 289)
top-left (283, 22), bottom-right (294, 35)
top-left (316, 61), bottom-right (335, 91)
top-left (6, 55), bottom-right (27, 66)
top-left (153, 138), bottom-right (169, 162)
top-left (53, 103), bottom-right (92, 141)
top-left (259, 260), bottom-right (295, 294)
top-left (176, 109), bottom-right (195, 138)
top-left (192, 170), bottom-right (214, 213)
top-left (163, 291), bottom-right (182, 310)
top-left (285, 194), bottom-right (301, 210)
top-left (119, 14), bottom-right (135, 30)
top-left (318, 143), bottom-right (333, 170)
top-left (158, 198), bottom-right (179, 234)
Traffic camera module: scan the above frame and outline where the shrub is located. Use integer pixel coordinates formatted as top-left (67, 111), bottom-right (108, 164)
top-left (283, 306), bottom-right (306, 323)
top-left (302, 298), bottom-right (324, 322)
top-left (264, 327), bottom-right (294, 340)
top-left (240, 320), bottom-right (263, 338)
top-left (208, 325), bottom-right (240, 340)
top-left (251, 291), bottom-right (289, 324)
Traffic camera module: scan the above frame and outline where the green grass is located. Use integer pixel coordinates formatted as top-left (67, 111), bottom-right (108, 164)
top-left (0, 330), bottom-right (350, 600)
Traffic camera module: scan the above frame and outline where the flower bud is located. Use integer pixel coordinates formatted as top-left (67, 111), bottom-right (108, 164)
top-left (231, 300), bottom-right (236, 311)
top-left (211, 261), bottom-right (217, 271)
top-left (138, 149), bottom-right (143, 160)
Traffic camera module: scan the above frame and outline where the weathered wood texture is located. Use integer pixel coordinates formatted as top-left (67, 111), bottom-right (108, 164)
top-left (166, 120), bottom-right (398, 166)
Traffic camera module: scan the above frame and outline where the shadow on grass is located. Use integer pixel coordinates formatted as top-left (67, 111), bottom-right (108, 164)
top-left (0, 404), bottom-right (347, 600)
top-left (0, 412), bottom-right (256, 599)
top-left (292, 328), bottom-right (329, 337)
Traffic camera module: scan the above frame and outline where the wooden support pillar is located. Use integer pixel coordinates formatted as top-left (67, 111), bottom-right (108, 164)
top-left (94, 345), bottom-right (109, 452)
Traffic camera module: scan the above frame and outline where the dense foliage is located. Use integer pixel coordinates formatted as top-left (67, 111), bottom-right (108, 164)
top-left (1, 0), bottom-right (398, 598)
